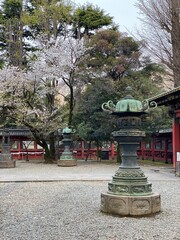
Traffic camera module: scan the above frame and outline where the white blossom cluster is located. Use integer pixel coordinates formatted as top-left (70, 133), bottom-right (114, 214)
top-left (0, 36), bottom-right (89, 137)
top-left (31, 37), bottom-right (89, 95)
top-left (0, 63), bottom-right (62, 134)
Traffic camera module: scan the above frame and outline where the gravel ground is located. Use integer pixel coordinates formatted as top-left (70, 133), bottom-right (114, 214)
top-left (1, 180), bottom-right (180, 240)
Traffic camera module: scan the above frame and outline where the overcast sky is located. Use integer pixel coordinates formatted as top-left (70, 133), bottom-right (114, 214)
top-left (73, 0), bottom-right (141, 34)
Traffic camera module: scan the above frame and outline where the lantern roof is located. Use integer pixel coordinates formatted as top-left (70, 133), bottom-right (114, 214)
top-left (62, 127), bottom-right (72, 134)
top-left (102, 86), bottom-right (157, 115)
top-left (115, 86), bottom-right (143, 112)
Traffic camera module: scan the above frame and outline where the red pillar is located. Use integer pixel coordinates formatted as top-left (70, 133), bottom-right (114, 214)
top-left (18, 140), bottom-right (23, 160)
top-left (111, 142), bottom-right (115, 159)
top-left (172, 110), bottom-right (180, 168)
top-left (81, 141), bottom-right (85, 159)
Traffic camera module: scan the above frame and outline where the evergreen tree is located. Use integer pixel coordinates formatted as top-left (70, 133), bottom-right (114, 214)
top-left (74, 29), bottom-right (169, 146)
top-left (73, 3), bottom-right (114, 39)
top-left (0, 0), bottom-right (24, 67)
top-left (73, 78), bottom-right (117, 145)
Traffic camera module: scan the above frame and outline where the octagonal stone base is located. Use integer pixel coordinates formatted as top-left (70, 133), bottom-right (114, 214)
top-left (101, 192), bottom-right (161, 216)
top-left (0, 160), bottom-right (16, 168)
top-left (57, 159), bottom-right (77, 167)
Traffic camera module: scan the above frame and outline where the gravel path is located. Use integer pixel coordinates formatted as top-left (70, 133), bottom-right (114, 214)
top-left (1, 180), bottom-right (180, 240)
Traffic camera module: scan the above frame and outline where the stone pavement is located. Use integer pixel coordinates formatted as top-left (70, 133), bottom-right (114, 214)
top-left (1, 160), bottom-right (180, 240)
top-left (0, 160), bottom-right (178, 182)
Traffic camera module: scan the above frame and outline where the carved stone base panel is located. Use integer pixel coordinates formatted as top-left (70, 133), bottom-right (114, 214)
top-left (0, 160), bottom-right (16, 168)
top-left (101, 192), bottom-right (161, 216)
top-left (57, 159), bottom-right (77, 167)
top-left (108, 180), bottom-right (152, 196)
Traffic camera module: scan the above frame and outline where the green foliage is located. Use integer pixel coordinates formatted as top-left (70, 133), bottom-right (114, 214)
top-left (73, 4), bottom-right (113, 38)
top-left (117, 37), bottom-right (140, 56)
top-left (22, 0), bottom-right (72, 37)
top-left (74, 28), bottom-right (169, 143)
top-left (73, 78), bottom-right (117, 142)
top-left (0, 0), bottom-right (172, 157)
top-left (87, 29), bottom-right (141, 80)
top-left (0, 0), bottom-right (115, 67)
top-left (0, 0), bottom-right (29, 67)
top-left (75, 4), bottom-right (112, 29)
top-left (2, 0), bottom-right (22, 19)
top-left (114, 56), bottom-right (165, 101)
top-left (142, 106), bottom-right (172, 134)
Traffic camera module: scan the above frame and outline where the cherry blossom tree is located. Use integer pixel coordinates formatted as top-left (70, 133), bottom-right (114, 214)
top-left (0, 36), bottom-right (89, 162)
top-left (0, 65), bottom-right (64, 163)
top-left (30, 36), bottom-right (90, 126)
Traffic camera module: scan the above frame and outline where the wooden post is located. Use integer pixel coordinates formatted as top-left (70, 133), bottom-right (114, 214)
top-left (172, 110), bottom-right (180, 168)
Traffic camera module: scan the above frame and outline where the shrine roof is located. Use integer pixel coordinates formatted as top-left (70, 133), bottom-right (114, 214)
top-left (0, 128), bottom-right (31, 137)
top-left (148, 86), bottom-right (180, 107)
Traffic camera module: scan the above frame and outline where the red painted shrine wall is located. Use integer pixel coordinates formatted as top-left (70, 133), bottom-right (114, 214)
top-left (0, 133), bottom-right (173, 163)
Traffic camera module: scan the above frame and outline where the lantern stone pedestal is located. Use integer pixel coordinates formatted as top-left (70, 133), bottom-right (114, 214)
top-left (101, 87), bottom-right (161, 217)
top-left (0, 129), bottom-right (15, 168)
top-left (57, 127), bottom-right (77, 167)
top-left (101, 193), bottom-right (161, 216)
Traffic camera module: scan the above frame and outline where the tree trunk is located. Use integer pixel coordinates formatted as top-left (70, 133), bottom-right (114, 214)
top-left (31, 135), bottom-right (54, 164)
top-left (22, 142), bottom-right (29, 162)
top-left (7, 15), bottom-right (23, 67)
top-left (49, 132), bottom-right (56, 162)
top-left (68, 85), bottom-right (74, 127)
top-left (96, 140), bottom-right (100, 161)
top-left (171, 0), bottom-right (180, 87)
top-left (85, 140), bottom-right (92, 161)
top-left (22, 123), bottom-right (56, 164)
top-left (43, 143), bottom-right (53, 164)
